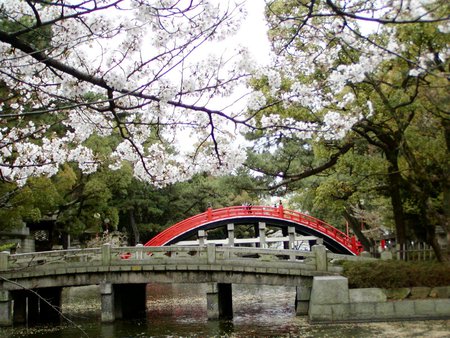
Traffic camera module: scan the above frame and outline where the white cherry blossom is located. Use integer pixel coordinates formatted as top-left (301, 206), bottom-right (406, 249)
top-left (0, 0), bottom-right (447, 187)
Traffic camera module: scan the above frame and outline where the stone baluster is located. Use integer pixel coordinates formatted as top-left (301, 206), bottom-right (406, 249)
top-left (259, 222), bottom-right (267, 248)
top-left (227, 223), bottom-right (235, 246)
top-left (135, 243), bottom-right (143, 260)
top-left (102, 243), bottom-right (111, 265)
top-left (207, 243), bottom-right (216, 264)
top-left (288, 226), bottom-right (296, 249)
top-left (288, 227), bottom-right (296, 260)
top-left (198, 230), bottom-right (207, 246)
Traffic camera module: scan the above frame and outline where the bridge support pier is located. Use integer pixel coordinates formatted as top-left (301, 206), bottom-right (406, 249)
top-left (101, 283), bottom-right (116, 322)
top-left (0, 290), bottom-right (12, 326)
top-left (101, 283), bottom-right (147, 322)
top-left (295, 277), bottom-right (313, 315)
top-left (207, 283), bottom-right (233, 320)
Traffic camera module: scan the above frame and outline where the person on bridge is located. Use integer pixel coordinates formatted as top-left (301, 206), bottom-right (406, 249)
top-left (278, 200), bottom-right (284, 217)
top-left (243, 202), bottom-right (253, 213)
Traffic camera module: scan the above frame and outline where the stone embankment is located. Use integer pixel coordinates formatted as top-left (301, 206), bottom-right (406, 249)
top-left (308, 276), bottom-right (450, 323)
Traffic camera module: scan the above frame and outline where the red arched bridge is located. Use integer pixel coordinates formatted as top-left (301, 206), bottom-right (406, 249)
top-left (145, 205), bottom-right (363, 255)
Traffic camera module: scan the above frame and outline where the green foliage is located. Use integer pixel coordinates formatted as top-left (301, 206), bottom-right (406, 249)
top-left (53, 164), bottom-right (77, 194)
top-left (56, 163), bottom-right (133, 235)
top-left (121, 170), bottom-right (261, 243)
top-left (0, 174), bottom-right (74, 231)
top-left (0, 16), bottom-right (52, 50)
top-left (27, 177), bottom-right (64, 215)
top-left (342, 261), bottom-right (450, 288)
top-left (0, 242), bottom-right (17, 252)
top-left (83, 134), bottom-right (121, 159)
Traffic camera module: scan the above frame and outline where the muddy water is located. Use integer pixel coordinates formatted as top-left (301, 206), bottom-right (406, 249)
top-left (1, 284), bottom-right (449, 337)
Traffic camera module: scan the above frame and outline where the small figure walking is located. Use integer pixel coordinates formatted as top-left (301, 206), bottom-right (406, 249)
top-left (243, 202), bottom-right (252, 213)
top-left (278, 200), bottom-right (284, 217)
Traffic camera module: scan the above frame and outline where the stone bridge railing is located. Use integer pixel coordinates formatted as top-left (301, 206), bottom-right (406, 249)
top-left (0, 244), bottom-right (372, 277)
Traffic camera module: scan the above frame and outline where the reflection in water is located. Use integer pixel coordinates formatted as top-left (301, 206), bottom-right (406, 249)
top-left (1, 283), bottom-right (449, 337)
top-left (146, 283), bottom-right (298, 336)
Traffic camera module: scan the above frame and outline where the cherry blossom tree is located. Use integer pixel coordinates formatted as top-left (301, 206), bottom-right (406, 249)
top-left (245, 0), bottom-right (449, 258)
top-left (0, 0), bottom-right (254, 186)
top-left (253, 0), bottom-right (448, 141)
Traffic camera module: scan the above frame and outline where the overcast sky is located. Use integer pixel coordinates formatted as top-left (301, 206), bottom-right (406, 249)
top-left (237, 0), bottom-right (271, 65)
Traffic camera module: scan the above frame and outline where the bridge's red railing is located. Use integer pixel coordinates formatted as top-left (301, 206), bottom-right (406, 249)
top-left (144, 205), bottom-right (363, 255)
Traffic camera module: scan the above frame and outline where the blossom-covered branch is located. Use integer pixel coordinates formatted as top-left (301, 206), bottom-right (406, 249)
top-left (0, 0), bottom-right (250, 185)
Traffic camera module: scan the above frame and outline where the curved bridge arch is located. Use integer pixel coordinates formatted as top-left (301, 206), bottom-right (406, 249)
top-left (145, 206), bottom-right (363, 255)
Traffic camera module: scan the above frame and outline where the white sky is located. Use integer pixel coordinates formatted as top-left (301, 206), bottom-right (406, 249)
top-left (235, 0), bottom-right (271, 65)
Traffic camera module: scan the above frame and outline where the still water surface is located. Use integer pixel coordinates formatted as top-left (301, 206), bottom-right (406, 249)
top-left (1, 283), bottom-right (449, 337)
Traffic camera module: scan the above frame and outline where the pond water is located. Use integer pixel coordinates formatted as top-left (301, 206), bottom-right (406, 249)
top-left (1, 284), bottom-right (449, 337)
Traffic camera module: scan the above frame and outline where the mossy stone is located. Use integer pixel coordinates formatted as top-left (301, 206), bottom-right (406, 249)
top-left (384, 288), bottom-right (410, 300)
top-left (410, 287), bottom-right (431, 299)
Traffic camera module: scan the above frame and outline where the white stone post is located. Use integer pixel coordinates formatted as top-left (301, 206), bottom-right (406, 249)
top-left (288, 226), bottom-right (296, 249)
top-left (135, 243), bottom-right (143, 260)
top-left (258, 222), bottom-right (267, 248)
top-left (288, 227), bottom-right (296, 260)
top-left (198, 230), bottom-right (207, 247)
top-left (227, 223), bottom-right (235, 246)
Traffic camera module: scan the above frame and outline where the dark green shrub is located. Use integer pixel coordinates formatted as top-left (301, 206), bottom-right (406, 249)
top-left (342, 260), bottom-right (450, 289)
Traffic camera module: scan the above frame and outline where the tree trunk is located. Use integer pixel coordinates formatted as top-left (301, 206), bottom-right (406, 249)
top-left (422, 197), bottom-right (447, 262)
top-left (386, 158), bottom-right (407, 253)
top-left (428, 231), bottom-right (444, 262)
top-left (442, 118), bottom-right (450, 259)
top-left (353, 121), bottom-right (408, 255)
top-left (443, 179), bottom-right (450, 260)
top-left (343, 208), bottom-right (373, 252)
top-left (128, 209), bottom-right (140, 245)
